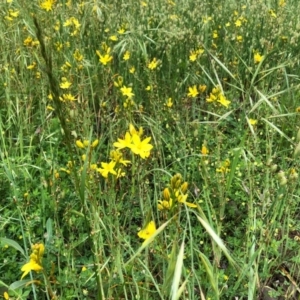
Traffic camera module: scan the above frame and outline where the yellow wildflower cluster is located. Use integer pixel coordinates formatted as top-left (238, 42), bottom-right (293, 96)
top-left (75, 138), bottom-right (124, 179)
top-left (23, 36), bottom-right (40, 47)
top-left (4, 9), bottom-right (19, 21)
top-left (216, 159), bottom-right (230, 174)
top-left (187, 84), bottom-right (207, 98)
top-left (40, 0), bottom-right (56, 11)
top-left (63, 17), bottom-right (81, 36)
top-left (148, 57), bottom-right (159, 70)
top-left (157, 173), bottom-right (197, 211)
top-left (96, 46), bottom-right (113, 66)
top-left (21, 243), bottom-right (44, 279)
top-left (113, 124), bottom-right (153, 159)
top-left (189, 48), bottom-right (204, 62)
top-left (206, 85), bottom-right (231, 108)
top-left (114, 76), bottom-right (135, 108)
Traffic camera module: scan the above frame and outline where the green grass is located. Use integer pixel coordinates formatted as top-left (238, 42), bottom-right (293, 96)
top-left (0, 0), bottom-right (300, 299)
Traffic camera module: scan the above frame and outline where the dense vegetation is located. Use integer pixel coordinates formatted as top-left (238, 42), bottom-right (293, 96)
top-left (0, 0), bottom-right (299, 299)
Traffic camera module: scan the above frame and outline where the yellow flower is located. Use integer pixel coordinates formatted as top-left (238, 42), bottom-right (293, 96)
top-left (138, 221), bottom-right (156, 240)
top-left (165, 97), bottom-right (173, 108)
top-left (8, 9), bottom-right (19, 18)
top-left (236, 35), bottom-right (243, 42)
top-left (118, 28), bottom-right (125, 34)
top-left (96, 50), bottom-right (113, 65)
top-left (249, 119), bottom-right (257, 125)
top-left (177, 194), bottom-right (197, 208)
top-left (189, 51), bottom-right (198, 62)
top-left (254, 52), bottom-right (263, 64)
top-left (61, 93), bottom-right (76, 101)
top-left (235, 19), bottom-right (242, 27)
top-left (123, 50), bottom-right (130, 61)
top-left (97, 161), bottom-right (117, 178)
top-left (113, 132), bottom-right (132, 149)
top-left (60, 77), bottom-right (72, 89)
top-left (129, 135), bottom-right (153, 159)
top-left (120, 86), bottom-right (134, 98)
top-left (148, 58), bottom-right (158, 70)
top-left (4, 292), bottom-right (9, 300)
top-left (201, 145), bottom-right (209, 155)
top-left (217, 94), bottom-right (231, 108)
top-left (21, 243), bottom-right (44, 279)
top-left (40, 0), bottom-right (56, 11)
top-left (187, 85), bottom-right (199, 98)
top-left (109, 35), bottom-right (118, 41)
top-left (98, 53), bottom-right (113, 65)
top-left (129, 66), bottom-right (135, 73)
top-left (213, 30), bottom-right (218, 39)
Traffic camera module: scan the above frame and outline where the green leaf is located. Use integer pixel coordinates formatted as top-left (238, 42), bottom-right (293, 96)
top-left (171, 240), bottom-right (185, 300)
top-left (162, 240), bottom-right (178, 296)
top-left (45, 218), bottom-right (53, 243)
top-left (196, 216), bottom-right (239, 270)
top-left (0, 238), bottom-right (25, 257)
top-left (124, 218), bottom-right (172, 267)
top-left (9, 279), bottom-right (32, 290)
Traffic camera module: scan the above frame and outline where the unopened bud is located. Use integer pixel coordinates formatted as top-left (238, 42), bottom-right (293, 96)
top-left (279, 176), bottom-right (287, 186)
top-left (181, 182), bottom-right (188, 193)
top-left (270, 164), bottom-right (278, 172)
top-left (163, 188), bottom-right (171, 200)
top-left (76, 140), bottom-right (84, 149)
top-left (278, 171), bottom-right (287, 185)
top-left (171, 173), bottom-right (182, 187)
top-left (175, 179), bottom-right (182, 189)
top-left (91, 139), bottom-right (99, 148)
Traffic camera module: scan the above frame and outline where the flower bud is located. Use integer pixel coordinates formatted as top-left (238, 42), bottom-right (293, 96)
top-left (270, 164), bottom-right (278, 172)
top-left (181, 182), bottom-right (188, 193)
top-left (91, 139), bottom-right (99, 148)
top-left (76, 140), bottom-right (84, 149)
top-left (171, 173), bottom-right (182, 188)
top-left (289, 168), bottom-right (299, 180)
top-left (175, 179), bottom-right (182, 189)
top-left (163, 188), bottom-right (170, 200)
top-left (278, 171), bottom-right (287, 185)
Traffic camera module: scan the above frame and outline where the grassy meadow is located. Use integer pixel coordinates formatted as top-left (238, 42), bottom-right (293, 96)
top-left (1, 0), bottom-right (300, 299)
